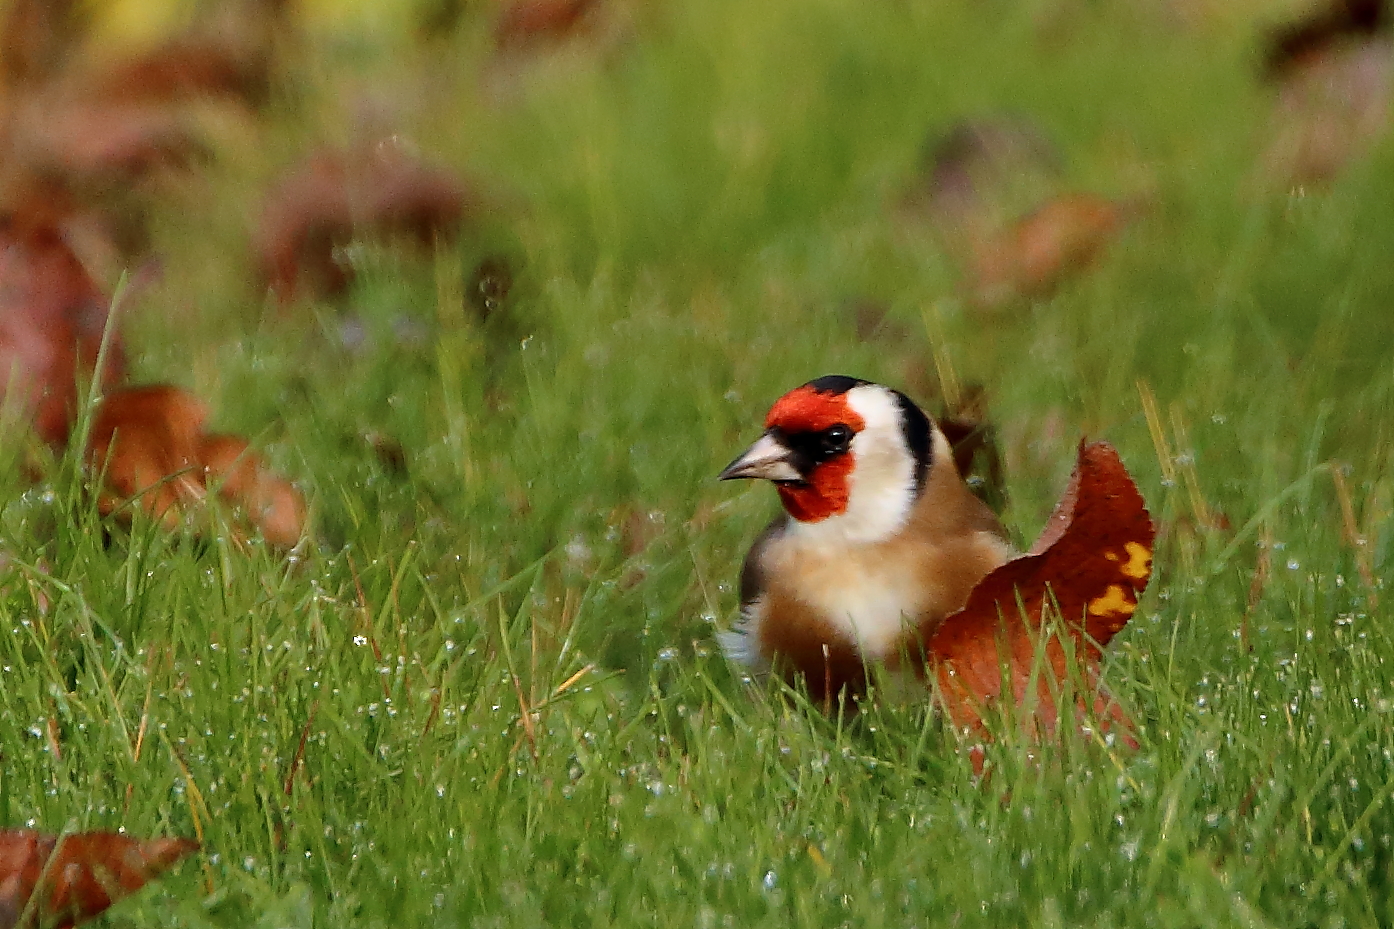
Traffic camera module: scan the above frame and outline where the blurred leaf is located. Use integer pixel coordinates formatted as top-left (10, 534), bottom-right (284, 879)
top-left (0, 221), bottom-right (125, 446)
top-left (255, 143), bottom-right (474, 303)
top-left (89, 384), bottom-right (306, 547)
top-left (928, 441), bottom-right (1155, 761)
top-left (0, 829), bottom-right (197, 929)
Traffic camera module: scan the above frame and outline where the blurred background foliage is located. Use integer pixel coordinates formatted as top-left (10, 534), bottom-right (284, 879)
top-left (1, 0), bottom-right (1393, 924)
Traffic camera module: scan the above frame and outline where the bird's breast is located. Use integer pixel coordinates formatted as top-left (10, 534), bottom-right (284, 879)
top-left (764, 541), bottom-right (930, 661)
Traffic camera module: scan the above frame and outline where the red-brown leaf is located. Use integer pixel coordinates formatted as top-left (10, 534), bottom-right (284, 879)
top-left (0, 830), bottom-right (197, 928)
top-left (199, 434), bottom-right (307, 549)
top-left (255, 146), bottom-right (470, 303)
top-left (0, 0), bottom-right (85, 88)
top-left (966, 194), bottom-right (1125, 308)
top-left (1263, 0), bottom-right (1386, 79)
top-left (0, 221), bottom-right (125, 446)
top-left (88, 385), bottom-right (306, 547)
top-left (87, 385), bottom-right (209, 527)
top-left (926, 441), bottom-right (1154, 753)
top-left (495, 0), bottom-right (599, 49)
top-left (91, 38), bottom-right (270, 107)
top-left (7, 93), bottom-right (206, 185)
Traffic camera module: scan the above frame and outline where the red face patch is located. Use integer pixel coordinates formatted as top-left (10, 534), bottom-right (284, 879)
top-left (777, 455), bottom-right (854, 521)
top-left (765, 385), bottom-right (865, 434)
top-left (765, 385), bottom-right (866, 523)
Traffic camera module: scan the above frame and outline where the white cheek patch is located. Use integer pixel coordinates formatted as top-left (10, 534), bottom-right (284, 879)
top-left (788, 385), bottom-right (920, 546)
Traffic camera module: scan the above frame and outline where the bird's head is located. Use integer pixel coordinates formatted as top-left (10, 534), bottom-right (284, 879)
top-left (720, 376), bottom-right (937, 543)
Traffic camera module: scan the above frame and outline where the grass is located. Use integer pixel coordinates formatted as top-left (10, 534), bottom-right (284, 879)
top-left (4, 0), bottom-right (1394, 925)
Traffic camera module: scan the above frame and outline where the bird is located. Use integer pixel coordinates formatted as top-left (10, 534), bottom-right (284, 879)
top-left (718, 375), bottom-right (1015, 704)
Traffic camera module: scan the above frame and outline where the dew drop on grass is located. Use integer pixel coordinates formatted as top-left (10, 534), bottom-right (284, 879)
top-left (763, 870), bottom-right (777, 890)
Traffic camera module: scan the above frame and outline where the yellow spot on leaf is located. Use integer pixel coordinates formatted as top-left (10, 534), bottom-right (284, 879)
top-left (1121, 542), bottom-right (1152, 580)
top-left (1089, 585), bottom-right (1136, 618)
top-left (1104, 551), bottom-right (1120, 562)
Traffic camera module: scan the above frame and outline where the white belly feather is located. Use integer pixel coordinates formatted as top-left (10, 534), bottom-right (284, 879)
top-left (720, 538), bottom-right (928, 667)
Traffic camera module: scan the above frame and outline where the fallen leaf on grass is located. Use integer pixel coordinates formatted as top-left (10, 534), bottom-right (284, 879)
top-left (90, 36), bottom-right (272, 107)
top-left (965, 194), bottom-right (1127, 308)
top-left (0, 830), bottom-right (197, 929)
top-left (88, 384), bottom-right (208, 527)
top-left (495, 0), bottom-right (600, 50)
top-left (1263, 0), bottom-right (1386, 79)
top-left (925, 441), bottom-right (1154, 765)
top-left (5, 78), bottom-right (210, 188)
top-left (255, 145), bottom-right (472, 303)
top-left (0, 221), bottom-right (125, 446)
top-left (88, 385), bottom-right (306, 547)
top-left (1260, 26), bottom-right (1392, 185)
top-left (910, 116), bottom-right (1062, 235)
top-left (199, 433), bottom-right (307, 549)
top-left (904, 118), bottom-right (1133, 308)
top-left (0, 0), bottom-right (87, 88)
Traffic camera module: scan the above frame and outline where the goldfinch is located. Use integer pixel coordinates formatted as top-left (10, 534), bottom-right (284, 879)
top-left (718, 376), bottom-right (1014, 701)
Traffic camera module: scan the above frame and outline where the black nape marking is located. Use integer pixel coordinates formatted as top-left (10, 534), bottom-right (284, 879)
top-left (891, 389), bottom-right (933, 494)
top-left (805, 374), bottom-right (869, 395)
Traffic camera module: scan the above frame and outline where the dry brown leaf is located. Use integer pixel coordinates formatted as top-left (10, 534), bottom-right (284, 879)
top-left (88, 38), bottom-right (271, 107)
top-left (0, 830), bottom-right (197, 929)
top-left (0, 0), bottom-right (85, 89)
top-left (255, 145), bottom-right (471, 303)
top-left (1263, 0), bottom-right (1386, 79)
top-left (925, 441), bottom-right (1155, 764)
top-left (966, 194), bottom-right (1126, 308)
top-left (88, 385), bottom-right (306, 547)
top-left (5, 92), bottom-right (207, 191)
top-left (88, 385), bottom-right (209, 527)
top-left (495, 0), bottom-right (601, 49)
top-left (0, 221), bottom-right (125, 446)
top-left (910, 116), bottom-right (1062, 236)
top-left (199, 434), bottom-right (307, 549)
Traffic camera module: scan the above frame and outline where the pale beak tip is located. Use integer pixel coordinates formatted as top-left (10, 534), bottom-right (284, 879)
top-left (717, 462), bottom-right (750, 482)
top-left (717, 433), bottom-right (801, 483)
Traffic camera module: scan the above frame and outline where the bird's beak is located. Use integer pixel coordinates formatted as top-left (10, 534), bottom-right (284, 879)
top-left (719, 433), bottom-right (802, 482)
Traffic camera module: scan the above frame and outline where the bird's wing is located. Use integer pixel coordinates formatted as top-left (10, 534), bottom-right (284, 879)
top-left (718, 517), bottom-right (788, 668)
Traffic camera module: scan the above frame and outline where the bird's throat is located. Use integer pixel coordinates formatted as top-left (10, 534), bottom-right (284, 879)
top-left (777, 455), bottom-right (853, 522)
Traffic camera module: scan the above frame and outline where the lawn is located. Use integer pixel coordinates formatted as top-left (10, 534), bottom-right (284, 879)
top-left (3, 0), bottom-right (1394, 925)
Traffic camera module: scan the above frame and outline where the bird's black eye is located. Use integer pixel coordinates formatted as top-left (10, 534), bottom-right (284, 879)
top-left (820, 424), bottom-right (853, 456)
